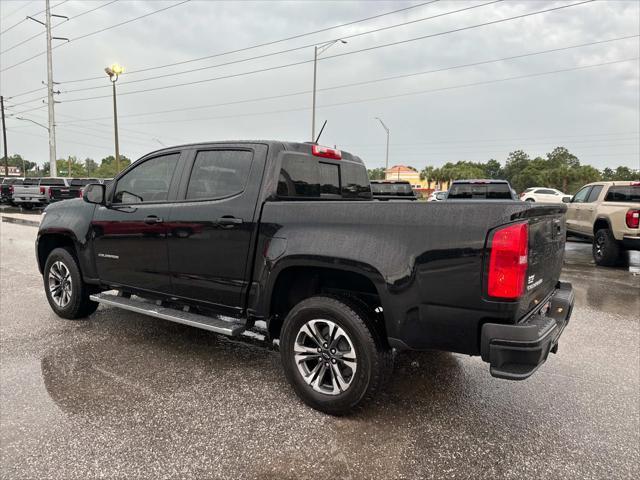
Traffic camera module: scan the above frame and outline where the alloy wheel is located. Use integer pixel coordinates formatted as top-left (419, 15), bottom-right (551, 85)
top-left (294, 319), bottom-right (357, 395)
top-left (48, 261), bottom-right (73, 308)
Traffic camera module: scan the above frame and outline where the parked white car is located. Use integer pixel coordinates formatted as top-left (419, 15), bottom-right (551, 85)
top-left (520, 187), bottom-right (570, 203)
top-left (427, 191), bottom-right (447, 202)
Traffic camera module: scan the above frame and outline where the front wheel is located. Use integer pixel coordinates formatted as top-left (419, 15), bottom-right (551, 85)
top-left (593, 228), bottom-right (622, 266)
top-left (280, 296), bottom-right (392, 415)
top-left (525, 198), bottom-right (535, 202)
top-left (44, 248), bottom-right (98, 319)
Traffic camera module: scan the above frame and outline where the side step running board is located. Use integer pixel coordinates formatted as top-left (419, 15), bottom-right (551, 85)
top-left (90, 292), bottom-right (246, 337)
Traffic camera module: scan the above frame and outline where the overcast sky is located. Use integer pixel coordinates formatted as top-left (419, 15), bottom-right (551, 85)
top-left (1, 0), bottom-right (638, 171)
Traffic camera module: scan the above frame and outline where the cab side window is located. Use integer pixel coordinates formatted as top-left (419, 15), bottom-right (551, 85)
top-left (586, 185), bottom-right (603, 203)
top-left (571, 186), bottom-right (591, 203)
top-left (113, 153), bottom-right (179, 204)
top-left (185, 150), bottom-right (253, 200)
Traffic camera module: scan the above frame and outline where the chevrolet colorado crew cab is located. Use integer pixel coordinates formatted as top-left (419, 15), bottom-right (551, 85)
top-left (566, 181), bottom-right (640, 266)
top-left (36, 141), bottom-right (574, 414)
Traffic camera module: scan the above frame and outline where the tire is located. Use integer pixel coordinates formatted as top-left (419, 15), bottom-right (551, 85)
top-left (280, 295), bottom-right (392, 415)
top-left (44, 247), bottom-right (98, 319)
top-left (593, 228), bottom-right (622, 267)
top-left (525, 198), bottom-right (535, 202)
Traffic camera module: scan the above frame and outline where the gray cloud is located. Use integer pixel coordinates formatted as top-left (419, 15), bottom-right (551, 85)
top-left (1, 0), bottom-right (638, 171)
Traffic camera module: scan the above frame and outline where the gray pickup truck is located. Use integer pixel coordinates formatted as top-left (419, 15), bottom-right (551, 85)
top-left (12, 177), bottom-right (69, 209)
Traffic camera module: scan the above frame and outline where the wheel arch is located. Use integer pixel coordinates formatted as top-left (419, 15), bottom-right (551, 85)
top-left (263, 257), bottom-right (388, 342)
top-left (593, 216), bottom-right (612, 235)
top-left (37, 230), bottom-right (80, 275)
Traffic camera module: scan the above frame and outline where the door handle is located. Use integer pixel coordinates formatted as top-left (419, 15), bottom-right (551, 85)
top-left (144, 215), bottom-right (164, 224)
top-left (216, 216), bottom-right (243, 227)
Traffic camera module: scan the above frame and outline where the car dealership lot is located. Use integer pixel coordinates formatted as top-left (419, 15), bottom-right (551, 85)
top-left (1, 219), bottom-right (638, 479)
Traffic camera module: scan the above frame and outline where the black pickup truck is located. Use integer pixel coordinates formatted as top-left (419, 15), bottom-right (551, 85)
top-left (49, 178), bottom-right (99, 203)
top-left (36, 141), bottom-right (574, 414)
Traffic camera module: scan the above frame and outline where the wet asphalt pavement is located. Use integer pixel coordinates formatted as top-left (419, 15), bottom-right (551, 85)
top-left (1, 219), bottom-right (638, 479)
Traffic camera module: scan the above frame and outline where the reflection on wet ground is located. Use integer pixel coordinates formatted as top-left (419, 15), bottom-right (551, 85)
top-left (1, 223), bottom-right (638, 479)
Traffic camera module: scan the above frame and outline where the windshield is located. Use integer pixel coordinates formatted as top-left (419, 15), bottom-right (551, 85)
top-left (371, 183), bottom-right (414, 196)
top-left (447, 182), bottom-right (513, 200)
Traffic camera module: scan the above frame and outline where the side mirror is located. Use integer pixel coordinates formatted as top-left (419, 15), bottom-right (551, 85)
top-left (563, 196), bottom-right (572, 203)
top-left (83, 183), bottom-right (106, 205)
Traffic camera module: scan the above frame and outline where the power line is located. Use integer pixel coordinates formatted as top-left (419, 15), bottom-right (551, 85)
top-left (343, 132), bottom-right (640, 148)
top-left (112, 57), bottom-right (639, 126)
top-left (61, 0), bottom-right (503, 93)
top-left (1, 0), bottom-right (119, 55)
top-left (0, 0), bottom-right (190, 73)
top-left (0, 0), bottom-right (68, 36)
top-left (1, 1), bottom-right (37, 21)
top-left (53, 35), bottom-right (639, 124)
top-left (53, 0), bottom-right (599, 104)
top-left (59, 0), bottom-right (442, 84)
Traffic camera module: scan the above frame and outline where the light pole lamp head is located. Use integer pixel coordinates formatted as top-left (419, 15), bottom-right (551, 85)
top-left (105, 63), bottom-right (125, 81)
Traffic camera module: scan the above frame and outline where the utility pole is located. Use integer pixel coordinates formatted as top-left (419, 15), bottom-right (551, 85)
top-left (44, 0), bottom-right (57, 177)
top-left (1, 96), bottom-right (8, 176)
top-left (29, 2), bottom-right (68, 177)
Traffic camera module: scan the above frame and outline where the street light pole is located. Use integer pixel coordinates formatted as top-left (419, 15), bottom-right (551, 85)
top-left (111, 80), bottom-right (120, 173)
top-left (311, 39), bottom-right (346, 142)
top-left (375, 117), bottom-right (390, 171)
top-left (105, 63), bottom-right (124, 173)
top-left (311, 46), bottom-right (318, 142)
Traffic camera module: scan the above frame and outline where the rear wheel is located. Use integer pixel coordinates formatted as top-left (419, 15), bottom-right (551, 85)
top-left (44, 248), bottom-right (98, 319)
top-left (280, 295), bottom-right (392, 415)
top-left (525, 198), bottom-right (535, 202)
top-left (593, 228), bottom-right (622, 266)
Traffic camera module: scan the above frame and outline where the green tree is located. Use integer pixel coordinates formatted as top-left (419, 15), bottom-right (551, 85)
top-left (484, 159), bottom-right (503, 179)
top-left (547, 146), bottom-right (580, 192)
top-left (85, 158), bottom-right (98, 177)
top-left (367, 167), bottom-right (386, 180)
top-left (95, 155), bottom-right (132, 178)
top-left (56, 156), bottom-right (88, 177)
top-left (3, 154), bottom-right (37, 176)
top-left (419, 166), bottom-right (436, 189)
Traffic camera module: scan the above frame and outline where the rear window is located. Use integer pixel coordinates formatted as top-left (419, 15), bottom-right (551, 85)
top-left (70, 178), bottom-right (97, 186)
top-left (4, 178), bottom-right (23, 185)
top-left (604, 185), bottom-right (640, 203)
top-left (23, 178), bottom-right (40, 185)
top-left (371, 183), bottom-right (414, 196)
top-left (40, 178), bottom-right (65, 186)
top-left (277, 154), bottom-right (371, 200)
top-left (447, 182), bottom-right (513, 200)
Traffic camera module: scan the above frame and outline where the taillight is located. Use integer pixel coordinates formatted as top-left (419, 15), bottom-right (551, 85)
top-left (40, 186), bottom-right (45, 194)
top-left (487, 222), bottom-right (529, 299)
top-left (312, 145), bottom-right (342, 160)
top-left (8, 185), bottom-right (14, 194)
top-left (626, 209), bottom-right (640, 229)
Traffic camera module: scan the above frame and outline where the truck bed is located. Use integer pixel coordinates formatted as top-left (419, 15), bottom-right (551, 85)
top-left (255, 199), bottom-right (567, 354)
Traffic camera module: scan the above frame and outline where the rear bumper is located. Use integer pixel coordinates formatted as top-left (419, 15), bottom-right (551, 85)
top-left (480, 281), bottom-right (574, 380)
top-left (13, 197), bottom-right (47, 204)
top-left (622, 236), bottom-right (640, 251)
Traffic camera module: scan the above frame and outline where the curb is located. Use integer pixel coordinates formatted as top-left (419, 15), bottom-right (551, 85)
top-left (1, 215), bottom-right (40, 227)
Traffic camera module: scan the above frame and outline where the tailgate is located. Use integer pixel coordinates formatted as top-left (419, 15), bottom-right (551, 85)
top-left (517, 207), bottom-right (567, 319)
top-left (50, 187), bottom-right (73, 200)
